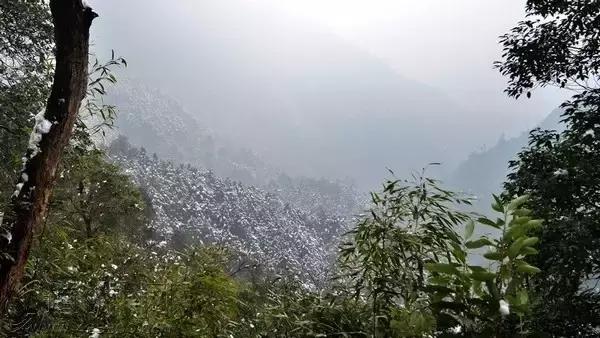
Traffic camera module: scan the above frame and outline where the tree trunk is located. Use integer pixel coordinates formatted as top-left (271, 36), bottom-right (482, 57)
top-left (0, 0), bottom-right (96, 310)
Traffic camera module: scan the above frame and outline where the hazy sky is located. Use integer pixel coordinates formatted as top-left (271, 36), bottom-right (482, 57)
top-left (268, 0), bottom-right (568, 138)
top-left (90, 0), bottom-right (569, 140)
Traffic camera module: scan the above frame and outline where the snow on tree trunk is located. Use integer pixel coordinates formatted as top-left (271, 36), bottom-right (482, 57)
top-left (0, 0), bottom-right (96, 310)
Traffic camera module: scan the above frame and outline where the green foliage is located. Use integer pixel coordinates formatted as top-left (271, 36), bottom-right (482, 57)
top-left (496, 0), bottom-right (600, 98)
top-left (498, 2), bottom-right (600, 334)
top-left (8, 229), bottom-right (242, 337)
top-left (108, 247), bottom-right (239, 337)
top-left (79, 52), bottom-right (128, 138)
top-left (50, 149), bottom-right (150, 241)
top-left (424, 195), bottom-right (541, 336)
top-left (0, 0), bottom-right (54, 209)
top-left (338, 172), bottom-right (472, 336)
top-left (0, 157), bottom-right (546, 338)
top-left (8, 232), bottom-right (151, 337)
top-left (504, 90), bottom-right (600, 335)
top-left (235, 278), bottom-right (371, 337)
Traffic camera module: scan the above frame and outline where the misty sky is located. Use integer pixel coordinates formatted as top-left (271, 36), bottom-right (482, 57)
top-left (92, 0), bottom-right (569, 140)
top-left (264, 0), bottom-right (568, 137)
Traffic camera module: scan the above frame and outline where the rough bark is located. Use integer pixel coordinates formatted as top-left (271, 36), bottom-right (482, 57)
top-left (0, 0), bottom-right (96, 310)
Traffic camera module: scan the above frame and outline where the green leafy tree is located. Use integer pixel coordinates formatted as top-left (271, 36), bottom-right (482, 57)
top-left (496, 0), bottom-right (600, 98)
top-left (338, 172), bottom-right (472, 336)
top-left (498, 3), bottom-right (600, 334)
top-left (504, 94), bottom-right (600, 335)
top-left (49, 150), bottom-right (150, 241)
top-left (425, 195), bottom-right (542, 337)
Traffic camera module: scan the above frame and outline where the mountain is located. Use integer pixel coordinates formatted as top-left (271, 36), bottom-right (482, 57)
top-left (449, 108), bottom-right (563, 208)
top-left (91, 0), bottom-right (488, 189)
top-left (104, 79), bottom-right (278, 187)
top-left (109, 139), bottom-right (359, 283)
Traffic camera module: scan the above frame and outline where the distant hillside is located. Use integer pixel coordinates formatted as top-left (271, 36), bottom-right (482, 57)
top-left (105, 80), bottom-right (277, 188)
top-left (109, 140), bottom-right (359, 283)
top-left (449, 108), bottom-right (563, 208)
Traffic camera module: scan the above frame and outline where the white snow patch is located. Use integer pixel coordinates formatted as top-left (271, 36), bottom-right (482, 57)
top-left (449, 325), bottom-right (462, 334)
top-left (89, 328), bottom-right (100, 338)
top-left (584, 129), bottom-right (595, 138)
top-left (2, 232), bottom-right (12, 244)
top-left (13, 183), bottom-right (24, 197)
top-left (553, 169), bottom-right (568, 176)
top-left (27, 110), bottom-right (52, 160)
top-left (499, 299), bottom-right (510, 316)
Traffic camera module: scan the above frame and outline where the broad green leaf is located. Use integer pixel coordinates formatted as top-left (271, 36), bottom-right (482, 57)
top-left (465, 238), bottom-right (493, 249)
top-left (521, 246), bottom-right (539, 255)
top-left (512, 216), bottom-right (531, 225)
top-left (522, 236), bottom-right (539, 247)
top-left (525, 219), bottom-right (543, 228)
top-left (426, 263), bottom-right (459, 275)
top-left (509, 237), bottom-right (525, 258)
top-left (505, 222), bottom-right (527, 240)
top-left (516, 262), bottom-right (541, 274)
top-left (470, 270), bottom-right (496, 281)
top-left (513, 208), bottom-right (532, 216)
top-left (483, 251), bottom-right (504, 261)
top-left (507, 195), bottom-right (529, 211)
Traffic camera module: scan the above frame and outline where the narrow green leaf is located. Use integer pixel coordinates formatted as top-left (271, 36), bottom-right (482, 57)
top-left (478, 217), bottom-right (501, 229)
top-left (492, 194), bottom-right (504, 212)
top-left (465, 220), bottom-right (475, 240)
top-left (426, 263), bottom-right (459, 275)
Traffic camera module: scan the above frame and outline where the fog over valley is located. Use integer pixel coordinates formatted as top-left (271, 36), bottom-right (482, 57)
top-left (91, 0), bottom-right (566, 190)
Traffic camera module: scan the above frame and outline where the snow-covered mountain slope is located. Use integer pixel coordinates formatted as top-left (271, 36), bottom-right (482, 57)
top-left (105, 79), bottom-right (276, 188)
top-left (110, 141), bottom-right (357, 282)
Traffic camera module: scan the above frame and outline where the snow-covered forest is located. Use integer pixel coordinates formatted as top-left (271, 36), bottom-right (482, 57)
top-left (1, 0), bottom-right (599, 337)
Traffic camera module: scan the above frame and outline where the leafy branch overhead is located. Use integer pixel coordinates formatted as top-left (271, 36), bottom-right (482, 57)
top-left (496, 0), bottom-right (600, 98)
